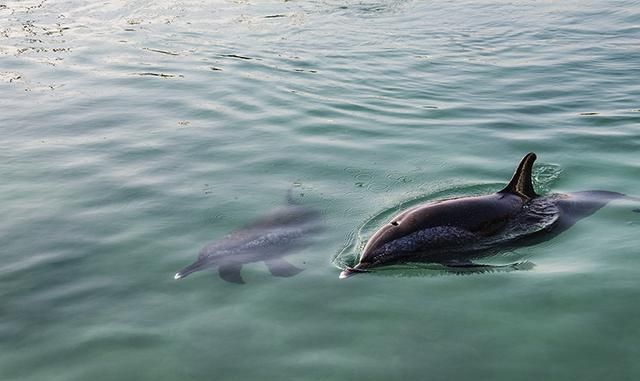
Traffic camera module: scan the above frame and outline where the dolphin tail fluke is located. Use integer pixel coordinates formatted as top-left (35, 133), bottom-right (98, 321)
top-left (218, 263), bottom-right (245, 284)
top-left (265, 258), bottom-right (303, 277)
top-left (499, 152), bottom-right (538, 199)
top-left (623, 194), bottom-right (640, 212)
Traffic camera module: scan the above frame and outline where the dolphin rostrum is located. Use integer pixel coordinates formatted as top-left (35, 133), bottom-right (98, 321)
top-left (340, 153), bottom-right (637, 278)
top-left (176, 192), bottom-right (322, 284)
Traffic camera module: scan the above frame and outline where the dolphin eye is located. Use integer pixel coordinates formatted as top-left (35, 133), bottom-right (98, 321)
top-left (390, 221), bottom-right (399, 226)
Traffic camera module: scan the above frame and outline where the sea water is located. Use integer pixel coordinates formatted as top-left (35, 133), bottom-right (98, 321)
top-left (1, 1), bottom-right (639, 380)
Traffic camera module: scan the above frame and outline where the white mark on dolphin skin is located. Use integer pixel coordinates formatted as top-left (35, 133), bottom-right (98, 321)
top-left (174, 273), bottom-right (182, 280)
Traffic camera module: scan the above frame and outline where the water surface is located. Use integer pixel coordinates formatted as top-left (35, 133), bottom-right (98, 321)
top-left (1, 1), bottom-right (640, 380)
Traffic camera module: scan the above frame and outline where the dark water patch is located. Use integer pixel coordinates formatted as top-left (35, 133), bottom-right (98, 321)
top-left (143, 47), bottom-right (179, 56)
top-left (43, 26), bottom-right (70, 36)
top-left (133, 72), bottom-right (182, 78)
top-left (0, 72), bottom-right (22, 83)
top-left (221, 54), bottom-right (252, 60)
top-left (75, 330), bottom-right (165, 352)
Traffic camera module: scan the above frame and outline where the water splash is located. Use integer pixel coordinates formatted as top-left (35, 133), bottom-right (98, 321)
top-left (532, 163), bottom-right (563, 195)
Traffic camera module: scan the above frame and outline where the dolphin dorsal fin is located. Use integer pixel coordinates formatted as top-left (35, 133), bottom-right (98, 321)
top-left (499, 152), bottom-right (538, 199)
top-left (286, 187), bottom-right (299, 205)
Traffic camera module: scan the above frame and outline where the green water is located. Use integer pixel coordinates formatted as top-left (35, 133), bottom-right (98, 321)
top-left (2, 1), bottom-right (639, 380)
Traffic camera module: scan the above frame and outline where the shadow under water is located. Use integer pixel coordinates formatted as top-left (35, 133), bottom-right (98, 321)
top-left (176, 191), bottom-right (324, 284)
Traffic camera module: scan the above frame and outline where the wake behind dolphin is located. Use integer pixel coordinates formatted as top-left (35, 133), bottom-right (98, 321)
top-left (175, 192), bottom-right (323, 284)
top-left (340, 153), bottom-right (637, 278)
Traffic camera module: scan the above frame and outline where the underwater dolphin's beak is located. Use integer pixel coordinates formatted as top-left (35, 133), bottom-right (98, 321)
top-left (174, 260), bottom-right (205, 280)
top-left (339, 265), bottom-right (369, 279)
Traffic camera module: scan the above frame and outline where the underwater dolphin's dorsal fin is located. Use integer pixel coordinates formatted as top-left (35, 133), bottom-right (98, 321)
top-left (286, 188), bottom-right (296, 205)
top-left (499, 152), bottom-right (539, 199)
top-left (286, 186), bottom-right (301, 205)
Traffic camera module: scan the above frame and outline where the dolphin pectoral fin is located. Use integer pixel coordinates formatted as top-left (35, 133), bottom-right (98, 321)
top-left (264, 258), bottom-right (303, 278)
top-left (442, 260), bottom-right (491, 270)
top-left (218, 263), bottom-right (245, 284)
top-left (443, 260), bottom-right (535, 273)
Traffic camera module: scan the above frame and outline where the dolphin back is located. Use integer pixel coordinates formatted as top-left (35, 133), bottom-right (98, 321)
top-left (553, 190), bottom-right (625, 231)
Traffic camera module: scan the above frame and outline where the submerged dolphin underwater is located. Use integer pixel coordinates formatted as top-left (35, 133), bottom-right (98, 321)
top-left (175, 192), bottom-right (322, 284)
top-left (340, 153), bottom-right (637, 279)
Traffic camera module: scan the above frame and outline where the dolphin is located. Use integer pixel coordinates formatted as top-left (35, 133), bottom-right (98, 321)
top-left (340, 153), bottom-right (636, 278)
top-left (175, 192), bottom-right (322, 284)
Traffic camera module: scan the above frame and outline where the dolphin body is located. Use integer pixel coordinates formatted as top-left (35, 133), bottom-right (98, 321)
top-left (340, 153), bottom-right (634, 278)
top-left (176, 194), bottom-right (322, 284)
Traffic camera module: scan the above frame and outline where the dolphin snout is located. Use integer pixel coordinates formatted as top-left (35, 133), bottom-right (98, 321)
top-left (339, 264), bottom-right (369, 279)
top-left (339, 269), bottom-right (352, 279)
top-left (175, 259), bottom-right (207, 280)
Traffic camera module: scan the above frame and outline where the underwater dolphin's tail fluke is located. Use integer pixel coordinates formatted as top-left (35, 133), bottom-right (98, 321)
top-left (624, 194), bottom-right (640, 212)
top-left (174, 260), bottom-right (206, 280)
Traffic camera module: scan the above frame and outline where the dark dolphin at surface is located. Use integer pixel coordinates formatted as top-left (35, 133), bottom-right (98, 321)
top-left (340, 153), bottom-right (638, 278)
top-left (176, 192), bottom-right (322, 284)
